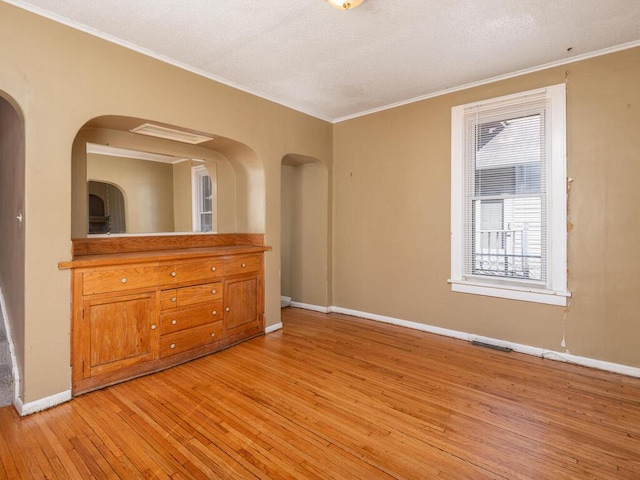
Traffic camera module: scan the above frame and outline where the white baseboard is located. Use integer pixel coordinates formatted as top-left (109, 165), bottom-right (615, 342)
top-left (265, 322), bottom-right (283, 334)
top-left (290, 302), bottom-right (330, 313)
top-left (290, 303), bottom-right (640, 380)
top-left (15, 389), bottom-right (72, 416)
top-left (280, 296), bottom-right (291, 308)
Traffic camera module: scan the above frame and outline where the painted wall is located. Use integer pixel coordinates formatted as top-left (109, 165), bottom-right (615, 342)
top-left (0, 3), bottom-right (332, 404)
top-left (332, 47), bottom-right (640, 368)
top-left (0, 96), bottom-right (25, 397)
top-left (87, 153), bottom-right (175, 233)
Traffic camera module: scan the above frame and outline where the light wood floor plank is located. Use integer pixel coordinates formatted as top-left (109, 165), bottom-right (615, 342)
top-left (1, 307), bottom-right (640, 478)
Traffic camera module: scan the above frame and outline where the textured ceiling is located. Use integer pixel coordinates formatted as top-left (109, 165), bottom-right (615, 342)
top-left (6, 0), bottom-right (640, 122)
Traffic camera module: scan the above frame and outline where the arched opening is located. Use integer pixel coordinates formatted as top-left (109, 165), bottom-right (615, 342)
top-left (281, 154), bottom-right (329, 308)
top-left (87, 181), bottom-right (126, 234)
top-left (72, 115), bottom-right (264, 237)
top-left (0, 92), bottom-right (25, 406)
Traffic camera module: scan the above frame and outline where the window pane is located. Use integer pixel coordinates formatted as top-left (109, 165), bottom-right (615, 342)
top-left (472, 197), bottom-right (542, 280)
top-left (469, 113), bottom-right (545, 281)
top-left (201, 175), bottom-right (212, 212)
top-left (200, 213), bottom-right (212, 232)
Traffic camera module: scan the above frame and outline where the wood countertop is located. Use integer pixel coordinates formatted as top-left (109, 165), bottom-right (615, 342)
top-left (59, 233), bottom-right (271, 269)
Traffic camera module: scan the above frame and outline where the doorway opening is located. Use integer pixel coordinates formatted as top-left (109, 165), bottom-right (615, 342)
top-left (280, 154), bottom-right (329, 309)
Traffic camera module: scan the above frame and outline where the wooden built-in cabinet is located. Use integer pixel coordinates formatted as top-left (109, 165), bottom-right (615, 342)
top-left (59, 234), bottom-right (270, 395)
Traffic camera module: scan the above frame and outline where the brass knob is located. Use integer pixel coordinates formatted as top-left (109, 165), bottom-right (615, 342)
top-left (211, 266), bottom-right (216, 272)
top-left (225, 307), bottom-right (230, 312)
top-left (211, 289), bottom-right (217, 295)
top-left (171, 319), bottom-right (177, 325)
top-left (171, 271), bottom-right (177, 277)
top-left (171, 297), bottom-right (177, 302)
top-left (151, 324), bottom-right (157, 330)
top-left (121, 277), bottom-right (127, 284)
top-left (170, 343), bottom-right (176, 349)
top-left (241, 263), bottom-right (246, 268)
top-left (212, 310), bottom-right (217, 315)
top-left (211, 332), bottom-right (216, 338)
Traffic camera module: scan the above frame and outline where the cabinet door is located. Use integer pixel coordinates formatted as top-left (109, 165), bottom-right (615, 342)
top-left (82, 292), bottom-right (157, 378)
top-left (224, 276), bottom-right (260, 336)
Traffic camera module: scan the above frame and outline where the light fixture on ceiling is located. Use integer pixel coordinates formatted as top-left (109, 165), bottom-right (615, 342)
top-left (325, 0), bottom-right (365, 11)
top-left (130, 123), bottom-right (214, 144)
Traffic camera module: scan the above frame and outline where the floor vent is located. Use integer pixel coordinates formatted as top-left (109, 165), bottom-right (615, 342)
top-left (471, 340), bottom-right (513, 353)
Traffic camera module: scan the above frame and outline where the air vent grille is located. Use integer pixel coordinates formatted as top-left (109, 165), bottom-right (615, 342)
top-left (130, 123), bottom-right (214, 144)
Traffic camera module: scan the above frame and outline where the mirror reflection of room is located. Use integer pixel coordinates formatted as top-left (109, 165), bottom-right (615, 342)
top-left (71, 116), bottom-right (263, 238)
top-left (84, 143), bottom-right (217, 235)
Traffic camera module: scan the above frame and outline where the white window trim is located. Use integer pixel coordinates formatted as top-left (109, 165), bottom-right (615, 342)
top-left (450, 84), bottom-right (570, 306)
top-left (191, 164), bottom-right (216, 233)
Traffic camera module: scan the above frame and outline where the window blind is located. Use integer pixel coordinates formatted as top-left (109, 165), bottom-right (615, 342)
top-left (462, 94), bottom-right (549, 283)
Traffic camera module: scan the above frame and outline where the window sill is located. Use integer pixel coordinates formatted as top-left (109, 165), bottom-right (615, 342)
top-left (448, 279), bottom-right (570, 306)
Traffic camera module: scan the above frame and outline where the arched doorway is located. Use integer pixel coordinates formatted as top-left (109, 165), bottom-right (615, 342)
top-left (0, 93), bottom-right (26, 406)
top-left (281, 154), bottom-right (329, 309)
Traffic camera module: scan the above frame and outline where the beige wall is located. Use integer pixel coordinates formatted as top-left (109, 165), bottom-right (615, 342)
top-left (87, 153), bottom-right (175, 233)
top-left (0, 3), bottom-right (332, 404)
top-left (333, 47), bottom-right (640, 367)
top-left (0, 95), bottom-right (25, 397)
top-left (172, 160), bottom-right (195, 233)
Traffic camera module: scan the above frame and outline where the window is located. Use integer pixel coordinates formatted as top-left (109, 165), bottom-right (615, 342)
top-left (450, 84), bottom-right (569, 306)
top-left (192, 164), bottom-right (216, 232)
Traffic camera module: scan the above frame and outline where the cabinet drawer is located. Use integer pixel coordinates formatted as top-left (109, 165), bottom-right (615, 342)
top-left (159, 322), bottom-right (223, 358)
top-left (223, 255), bottom-right (261, 277)
top-left (171, 258), bottom-right (223, 283)
top-left (160, 282), bottom-right (222, 310)
top-left (160, 301), bottom-right (223, 334)
top-left (82, 266), bottom-right (159, 295)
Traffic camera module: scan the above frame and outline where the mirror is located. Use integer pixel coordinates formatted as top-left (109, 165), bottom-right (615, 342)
top-left (85, 143), bottom-right (217, 235)
top-left (71, 115), bottom-right (267, 238)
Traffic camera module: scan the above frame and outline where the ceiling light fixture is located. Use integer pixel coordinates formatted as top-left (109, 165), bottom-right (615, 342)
top-left (326, 0), bottom-right (365, 11)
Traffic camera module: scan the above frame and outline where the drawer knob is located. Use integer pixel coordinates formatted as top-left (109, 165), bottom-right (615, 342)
top-left (170, 343), bottom-right (176, 349)
top-left (211, 332), bottom-right (216, 338)
top-left (171, 297), bottom-right (177, 302)
top-left (225, 307), bottom-right (230, 312)
top-left (171, 319), bottom-right (177, 325)
top-left (211, 266), bottom-right (217, 272)
top-left (121, 277), bottom-right (127, 284)
top-left (171, 271), bottom-right (177, 277)
top-left (242, 262), bottom-right (246, 268)
top-left (212, 310), bottom-right (217, 316)
top-left (151, 324), bottom-right (157, 330)
top-left (211, 289), bottom-right (217, 295)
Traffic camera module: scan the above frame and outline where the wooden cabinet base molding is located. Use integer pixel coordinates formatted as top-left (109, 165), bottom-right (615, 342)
top-left (60, 234), bottom-right (270, 396)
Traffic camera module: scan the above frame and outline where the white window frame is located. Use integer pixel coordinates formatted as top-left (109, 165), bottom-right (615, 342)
top-left (450, 84), bottom-right (570, 306)
top-left (191, 164), bottom-right (217, 233)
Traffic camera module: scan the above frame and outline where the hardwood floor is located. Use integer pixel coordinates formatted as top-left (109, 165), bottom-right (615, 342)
top-left (1, 307), bottom-right (640, 479)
